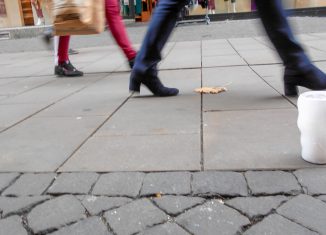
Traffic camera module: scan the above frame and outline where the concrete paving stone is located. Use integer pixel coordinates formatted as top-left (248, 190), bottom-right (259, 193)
top-left (81, 52), bottom-right (125, 73)
top-left (245, 171), bottom-right (301, 195)
top-left (141, 172), bottom-right (191, 196)
top-left (0, 78), bottom-right (19, 86)
top-left (160, 41), bottom-right (201, 69)
top-left (0, 103), bottom-right (47, 131)
top-left (192, 171), bottom-right (248, 197)
top-left (0, 216), bottom-right (27, 235)
top-left (277, 194), bottom-right (326, 234)
top-left (305, 47), bottom-right (326, 60)
top-left (138, 222), bottom-right (190, 235)
top-left (316, 195), bottom-right (326, 202)
top-left (202, 54), bottom-right (247, 67)
top-left (202, 39), bottom-right (237, 56)
top-left (176, 200), bottom-right (250, 235)
top-left (202, 66), bottom-right (293, 111)
top-left (0, 196), bottom-right (50, 217)
top-left (27, 195), bottom-right (86, 234)
top-left (81, 196), bottom-right (132, 215)
top-left (0, 116), bottom-right (104, 172)
top-left (203, 109), bottom-right (310, 171)
top-left (244, 214), bottom-right (318, 235)
top-left (59, 134), bottom-right (201, 172)
top-left (0, 173), bottom-right (19, 192)
top-left (225, 196), bottom-right (288, 220)
top-left (104, 198), bottom-right (168, 235)
top-left (3, 173), bottom-right (56, 196)
top-left (294, 168), bottom-right (326, 195)
top-left (239, 49), bottom-right (282, 65)
top-left (47, 173), bottom-right (99, 195)
top-left (228, 37), bottom-right (270, 51)
top-left (48, 217), bottom-right (112, 235)
top-left (92, 172), bottom-right (145, 198)
top-left (153, 196), bottom-right (205, 216)
top-left (38, 74), bottom-right (130, 117)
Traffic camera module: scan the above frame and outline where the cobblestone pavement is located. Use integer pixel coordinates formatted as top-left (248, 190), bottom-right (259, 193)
top-left (1, 170), bottom-right (326, 235)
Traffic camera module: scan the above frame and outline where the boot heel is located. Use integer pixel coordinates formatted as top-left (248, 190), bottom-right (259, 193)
top-left (284, 83), bottom-right (299, 96)
top-left (129, 77), bottom-right (141, 92)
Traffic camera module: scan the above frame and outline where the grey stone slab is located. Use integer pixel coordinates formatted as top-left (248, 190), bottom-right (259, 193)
top-left (92, 172), bottom-right (145, 198)
top-left (141, 172), bottom-right (191, 196)
top-left (49, 217), bottom-right (112, 235)
top-left (0, 116), bottom-right (104, 172)
top-left (0, 216), bottom-right (27, 235)
top-left (38, 74), bottom-right (130, 117)
top-left (192, 171), bottom-right (248, 197)
top-left (81, 196), bottom-right (132, 215)
top-left (202, 66), bottom-right (293, 111)
top-left (176, 200), bottom-right (250, 235)
top-left (3, 173), bottom-right (56, 196)
top-left (160, 41), bottom-right (201, 69)
top-left (239, 49), bottom-right (282, 65)
top-left (244, 214), bottom-right (318, 235)
top-left (47, 173), bottom-right (99, 195)
top-left (245, 171), bottom-right (301, 195)
top-left (138, 222), bottom-right (189, 235)
top-left (27, 195), bottom-right (86, 234)
top-left (277, 194), bottom-right (326, 234)
top-left (0, 173), bottom-right (19, 192)
top-left (202, 39), bottom-right (237, 57)
top-left (82, 52), bottom-right (125, 73)
top-left (59, 134), bottom-right (201, 172)
top-left (0, 78), bottom-right (19, 86)
top-left (294, 168), bottom-right (326, 195)
top-left (203, 109), bottom-right (311, 170)
top-left (226, 196), bottom-right (288, 219)
top-left (104, 199), bottom-right (168, 235)
top-left (202, 54), bottom-right (247, 67)
top-left (228, 37), bottom-right (270, 51)
top-left (153, 196), bottom-right (205, 216)
top-left (317, 195), bottom-right (326, 202)
top-left (0, 196), bottom-right (50, 217)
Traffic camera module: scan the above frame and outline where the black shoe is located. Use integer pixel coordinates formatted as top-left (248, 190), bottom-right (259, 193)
top-left (55, 61), bottom-right (84, 77)
top-left (284, 64), bottom-right (326, 96)
top-left (129, 73), bottom-right (179, 97)
top-left (69, 48), bottom-right (79, 55)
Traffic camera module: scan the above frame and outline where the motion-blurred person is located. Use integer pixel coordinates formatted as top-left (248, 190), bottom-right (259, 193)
top-left (129, 0), bottom-right (326, 96)
top-left (31, 0), bottom-right (45, 25)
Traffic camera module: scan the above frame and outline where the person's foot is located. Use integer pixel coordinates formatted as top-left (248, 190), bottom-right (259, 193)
top-left (55, 61), bottom-right (84, 77)
top-left (284, 64), bottom-right (326, 96)
top-left (36, 18), bottom-right (45, 26)
top-left (129, 72), bottom-right (179, 96)
top-left (68, 49), bottom-right (79, 55)
top-left (128, 57), bottom-right (135, 69)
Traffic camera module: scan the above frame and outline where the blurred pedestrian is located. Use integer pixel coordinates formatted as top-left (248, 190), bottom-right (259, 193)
top-left (31, 0), bottom-right (45, 25)
top-left (129, 0), bottom-right (326, 97)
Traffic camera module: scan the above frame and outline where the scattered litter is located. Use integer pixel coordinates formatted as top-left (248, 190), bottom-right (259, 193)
top-left (194, 86), bottom-right (227, 94)
top-left (155, 193), bottom-right (162, 198)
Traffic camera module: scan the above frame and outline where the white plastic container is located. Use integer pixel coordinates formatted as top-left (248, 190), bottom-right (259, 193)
top-left (298, 91), bottom-right (326, 164)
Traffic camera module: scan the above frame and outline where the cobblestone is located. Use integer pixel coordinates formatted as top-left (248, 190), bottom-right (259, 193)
top-left (141, 172), bottom-right (191, 196)
top-left (0, 173), bottom-right (19, 192)
top-left (47, 173), bottom-right (99, 195)
top-left (225, 196), bottom-right (288, 220)
top-left (277, 194), bottom-right (326, 234)
top-left (192, 172), bottom-right (248, 196)
top-left (176, 200), bottom-right (250, 235)
top-left (153, 195), bottom-right (205, 216)
top-left (244, 214), bottom-right (318, 235)
top-left (138, 222), bottom-right (190, 235)
top-left (27, 195), bottom-right (86, 234)
top-left (92, 173), bottom-right (145, 198)
top-left (2, 173), bottom-right (56, 196)
top-left (81, 196), bottom-right (132, 216)
top-left (104, 198), bottom-right (168, 235)
top-left (294, 168), bottom-right (326, 195)
top-left (49, 217), bottom-right (112, 235)
top-left (0, 216), bottom-right (27, 235)
top-left (0, 196), bottom-right (50, 217)
top-left (245, 171), bottom-right (301, 195)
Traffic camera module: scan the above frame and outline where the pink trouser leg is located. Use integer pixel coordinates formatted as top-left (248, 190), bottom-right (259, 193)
top-left (58, 36), bottom-right (70, 63)
top-left (105, 0), bottom-right (136, 60)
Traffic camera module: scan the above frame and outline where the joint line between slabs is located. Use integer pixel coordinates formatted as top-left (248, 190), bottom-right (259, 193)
top-left (54, 92), bottom-right (134, 172)
top-left (200, 40), bottom-right (204, 171)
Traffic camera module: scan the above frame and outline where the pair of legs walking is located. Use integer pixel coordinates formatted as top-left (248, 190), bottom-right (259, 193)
top-left (55, 0), bottom-right (136, 77)
top-left (130, 0), bottom-right (326, 96)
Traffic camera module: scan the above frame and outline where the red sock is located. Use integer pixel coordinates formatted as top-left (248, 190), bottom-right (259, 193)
top-left (58, 36), bottom-right (70, 64)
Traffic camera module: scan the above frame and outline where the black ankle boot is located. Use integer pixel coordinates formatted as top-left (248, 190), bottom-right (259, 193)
top-left (55, 61), bottom-right (84, 77)
top-left (129, 74), bottom-right (179, 97)
top-left (284, 64), bottom-right (326, 96)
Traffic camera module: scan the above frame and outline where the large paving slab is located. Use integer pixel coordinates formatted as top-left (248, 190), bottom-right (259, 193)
top-left (202, 66), bottom-right (293, 111)
top-left (294, 168), bottom-right (326, 195)
top-left (203, 109), bottom-right (312, 170)
top-left (0, 216), bottom-right (28, 235)
top-left (0, 116), bottom-right (104, 172)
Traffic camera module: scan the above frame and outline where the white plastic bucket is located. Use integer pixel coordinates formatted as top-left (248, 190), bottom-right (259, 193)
top-left (298, 91), bottom-right (326, 164)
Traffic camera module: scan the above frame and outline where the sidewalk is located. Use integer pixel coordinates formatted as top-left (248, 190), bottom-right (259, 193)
top-left (0, 32), bottom-right (326, 234)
